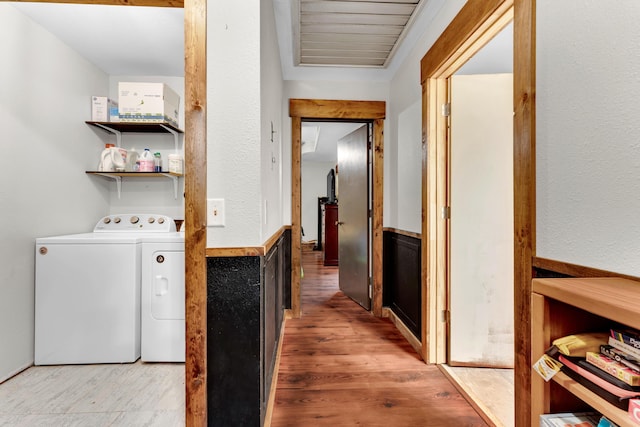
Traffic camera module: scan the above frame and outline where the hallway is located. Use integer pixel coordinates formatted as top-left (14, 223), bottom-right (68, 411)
top-left (270, 251), bottom-right (488, 426)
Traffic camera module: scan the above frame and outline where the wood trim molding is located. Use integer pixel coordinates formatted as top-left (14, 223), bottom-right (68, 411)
top-left (383, 228), bottom-right (421, 240)
top-left (289, 99), bottom-right (386, 319)
top-left (382, 307), bottom-right (422, 358)
top-left (291, 116), bottom-right (302, 318)
top-left (289, 99), bottom-right (386, 120)
top-left (183, 0), bottom-right (207, 424)
top-left (8, 0), bottom-right (184, 5)
top-left (263, 317), bottom-right (288, 427)
top-left (372, 118), bottom-right (384, 317)
top-left (513, 1), bottom-right (535, 425)
top-left (420, 0), bottom-right (513, 81)
top-left (205, 226), bottom-right (291, 258)
top-left (533, 257), bottom-right (640, 281)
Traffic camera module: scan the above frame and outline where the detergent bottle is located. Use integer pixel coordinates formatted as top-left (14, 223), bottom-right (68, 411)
top-left (98, 144), bottom-right (125, 172)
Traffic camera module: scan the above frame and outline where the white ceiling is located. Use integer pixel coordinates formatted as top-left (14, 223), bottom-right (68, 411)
top-left (11, 3), bottom-right (184, 77)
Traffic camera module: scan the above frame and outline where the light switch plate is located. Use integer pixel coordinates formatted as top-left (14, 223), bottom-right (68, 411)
top-left (207, 198), bottom-right (225, 226)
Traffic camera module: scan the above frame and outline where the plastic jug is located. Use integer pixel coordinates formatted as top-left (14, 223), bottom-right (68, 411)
top-left (98, 144), bottom-right (125, 172)
top-left (138, 148), bottom-right (155, 172)
top-left (126, 148), bottom-right (140, 171)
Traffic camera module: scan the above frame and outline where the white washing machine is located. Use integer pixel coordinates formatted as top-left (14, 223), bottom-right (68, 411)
top-left (35, 214), bottom-right (177, 365)
top-left (140, 229), bottom-right (185, 362)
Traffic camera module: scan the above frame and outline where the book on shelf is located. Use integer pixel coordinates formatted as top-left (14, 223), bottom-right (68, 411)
top-left (610, 327), bottom-right (640, 350)
top-left (600, 344), bottom-right (640, 372)
top-left (608, 336), bottom-right (640, 361)
top-left (586, 352), bottom-right (640, 386)
top-left (539, 412), bottom-right (600, 427)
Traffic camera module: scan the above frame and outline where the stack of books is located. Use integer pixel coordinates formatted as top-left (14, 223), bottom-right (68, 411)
top-left (539, 412), bottom-right (614, 426)
top-left (544, 328), bottom-right (640, 410)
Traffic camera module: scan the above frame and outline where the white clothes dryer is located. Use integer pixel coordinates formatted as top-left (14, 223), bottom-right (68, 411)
top-left (140, 230), bottom-right (185, 362)
top-left (35, 214), bottom-right (177, 365)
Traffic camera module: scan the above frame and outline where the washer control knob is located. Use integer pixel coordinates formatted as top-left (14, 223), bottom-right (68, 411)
top-left (103, 217), bottom-right (111, 224)
top-left (130, 216), bottom-right (139, 224)
top-left (157, 217), bottom-right (165, 224)
top-left (114, 217), bottom-right (121, 224)
top-left (156, 255), bottom-right (165, 263)
top-left (148, 217), bottom-right (155, 224)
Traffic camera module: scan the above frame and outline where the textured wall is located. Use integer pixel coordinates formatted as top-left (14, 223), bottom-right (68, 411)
top-left (537, 0), bottom-right (640, 275)
top-left (207, 0), bottom-right (262, 247)
top-left (0, 4), bottom-right (111, 381)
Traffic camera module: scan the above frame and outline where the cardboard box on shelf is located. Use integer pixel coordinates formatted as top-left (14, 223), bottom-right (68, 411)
top-left (118, 82), bottom-right (180, 126)
top-left (91, 96), bottom-right (118, 122)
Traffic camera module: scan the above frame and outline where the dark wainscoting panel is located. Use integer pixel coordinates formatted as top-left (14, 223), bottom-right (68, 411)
top-left (383, 231), bottom-right (421, 338)
top-left (206, 230), bottom-right (291, 426)
top-left (207, 256), bottom-right (261, 427)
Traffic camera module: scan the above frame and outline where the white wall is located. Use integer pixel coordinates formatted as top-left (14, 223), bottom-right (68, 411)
top-left (207, 0), bottom-right (262, 247)
top-left (536, 1), bottom-right (640, 275)
top-left (260, 0), bottom-right (285, 242)
top-left (301, 161), bottom-right (334, 243)
top-left (386, 0), bottom-right (467, 233)
top-left (0, 5), bottom-right (111, 381)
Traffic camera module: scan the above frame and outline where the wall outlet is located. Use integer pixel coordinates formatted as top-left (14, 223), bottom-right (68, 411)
top-left (207, 198), bottom-right (225, 226)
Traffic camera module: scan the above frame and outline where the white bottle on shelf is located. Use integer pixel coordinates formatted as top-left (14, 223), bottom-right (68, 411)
top-left (139, 148), bottom-right (155, 172)
top-left (126, 147), bottom-right (139, 172)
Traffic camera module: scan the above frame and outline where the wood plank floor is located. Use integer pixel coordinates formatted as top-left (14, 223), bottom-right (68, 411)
top-left (270, 251), bottom-right (488, 427)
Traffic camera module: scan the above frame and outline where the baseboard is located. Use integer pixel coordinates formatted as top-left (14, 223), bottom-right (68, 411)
top-left (263, 316), bottom-right (288, 427)
top-left (0, 360), bottom-right (32, 385)
top-left (382, 307), bottom-right (422, 359)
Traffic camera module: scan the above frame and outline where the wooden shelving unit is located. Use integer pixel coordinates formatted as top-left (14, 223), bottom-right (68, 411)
top-left (531, 277), bottom-right (640, 427)
top-left (85, 121), bottom-right (183, 151)
top-left (85, 121), bottom-right (184, 199)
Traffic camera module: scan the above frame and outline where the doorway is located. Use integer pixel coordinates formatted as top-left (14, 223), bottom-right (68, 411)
top-left (420, 1), bottom-right (515, 425)
top-left (289, 99), bottom-right (385, 318)
top-left (300, 121), bottom-right (370, 310)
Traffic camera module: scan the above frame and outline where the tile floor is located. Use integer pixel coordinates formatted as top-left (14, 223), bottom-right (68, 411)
top-left (0, 362), bottom-right (184, 426)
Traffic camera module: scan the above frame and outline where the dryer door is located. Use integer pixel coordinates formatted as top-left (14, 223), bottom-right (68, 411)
top-left (151, 249), bottom-right (185, 320)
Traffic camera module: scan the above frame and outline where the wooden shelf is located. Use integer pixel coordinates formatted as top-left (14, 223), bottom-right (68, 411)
top-left (552, 372), bottom-right (636, 427)
top-left (532, 277), bottom-right (640, 331)
top-left (86, 121), bottom-right (183, 134)
top-left (531, 277), bottom-right (640, 426)
top-left (86, 171), bottom-right (183, 178)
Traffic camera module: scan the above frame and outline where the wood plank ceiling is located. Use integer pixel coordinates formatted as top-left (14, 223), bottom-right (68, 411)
top-left (295, 0), bottom-right (422, 67)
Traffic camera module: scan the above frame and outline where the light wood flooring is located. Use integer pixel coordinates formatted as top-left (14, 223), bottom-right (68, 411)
top-left (443, 366), bottom-right (514, 427)
top-left (270, 251), bottom-right (489, 426)
top-left (0, 362), bottom-right (184, 426)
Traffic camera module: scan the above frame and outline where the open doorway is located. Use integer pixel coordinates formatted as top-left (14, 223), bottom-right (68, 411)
top-left (301, 121), bottom-right (372, 311)
top-left (420, 2), bottom-right (515, 426)
top-left (289, 99), bottom-right (385, 318)
top-left (443, 21), bottom-right (515, 427)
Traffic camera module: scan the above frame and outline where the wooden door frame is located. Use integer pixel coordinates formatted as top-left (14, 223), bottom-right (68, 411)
top-left (420, 0), bottom-right (535, 425)
top-left (289, 99), bottom-right (385, 318)
top-left (11, 1), bottom-right (208, 425)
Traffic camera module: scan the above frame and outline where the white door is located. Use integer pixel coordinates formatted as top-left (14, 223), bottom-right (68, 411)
top-left (448, 73), bottom-right (514, 367)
